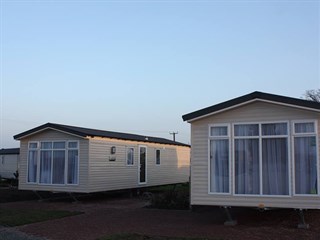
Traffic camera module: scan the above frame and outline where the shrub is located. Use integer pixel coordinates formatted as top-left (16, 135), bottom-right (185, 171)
top-left (149, 183), bottom-right (190, 210)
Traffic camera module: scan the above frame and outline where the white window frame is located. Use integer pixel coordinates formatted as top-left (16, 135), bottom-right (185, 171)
top-left (67, 141), bottom-right (80, 185)
top-left (138, 145), bottom-right (147, 184)
top-left (52, 141), bottom-right (66, 185)
top-left (233, 122), bottom-right (260, 196)
top-left (27, 140), bottom-right (79, 186)
top-left (126, 147), bottom-right (135, 166)
top-left (292, 120), bottom-right (319, 196)
top-left (27, 141), bottom-right (39, 184)
top-left (208, 123), bottom-right (231, 195)
top-left (232, 121), bottom-right (291, 197)
top-left (155, 149), bottom-right (161, 165)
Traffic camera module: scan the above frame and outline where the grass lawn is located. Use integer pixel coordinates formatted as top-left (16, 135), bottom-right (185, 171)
top-left (0, 208), bottom-right (82, 227)
top-left (98, 233), bottom-right (222, 240)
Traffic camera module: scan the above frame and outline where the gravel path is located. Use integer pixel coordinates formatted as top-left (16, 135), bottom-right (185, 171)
top-left (1, 197), bottom-right (320, 240)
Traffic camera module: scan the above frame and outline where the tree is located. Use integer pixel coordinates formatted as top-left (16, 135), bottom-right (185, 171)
top-left (304, 89), bottom-right (320, 103)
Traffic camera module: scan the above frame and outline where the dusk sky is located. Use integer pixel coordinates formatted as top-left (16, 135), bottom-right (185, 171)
top-left (1, 0), bottom-right (319, 148)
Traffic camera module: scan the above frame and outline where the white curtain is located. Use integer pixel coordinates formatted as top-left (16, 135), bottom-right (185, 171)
top-left (262, 123), bottom-right (287, 135)
top-left (295, 136), bottom-right (317, 194)
top-left (262, 138), bottom-right (289, 195)
top-left (234, 124), bottom-right (259, 136)
top-left (211, 126), bottom-right (228, 136)
top-left (235, 139), bottom-right (259, 194)
top-left (210, 139), bottom-right (229, 193)
top-left (68, 150), bottom-right (78, 184)
top-left (127, 148), bottom-right (134, 165)
top-left (28, 141), bottom-right (79, 185)
top-left (28, 150), bottom-right (37, 183)
top-left (40, 151), bottom-right (52, 184)
top-left (295, 122), bottom-right (315, 133)
top-left (52, 150), bottom-right (65, 184)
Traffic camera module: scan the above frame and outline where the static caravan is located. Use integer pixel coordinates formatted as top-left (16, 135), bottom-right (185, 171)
top-left (182, 91), bottom-right (320, 210)
top-left (0, 148), bottom-right (19, 179)
top-left (14, 123), bottom-right (190, 193)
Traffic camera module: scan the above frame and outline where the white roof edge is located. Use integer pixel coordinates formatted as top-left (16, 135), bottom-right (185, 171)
top-left (15, 127), bottom-right (86, 140)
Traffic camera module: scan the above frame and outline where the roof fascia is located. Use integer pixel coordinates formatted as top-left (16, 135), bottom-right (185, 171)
top-left (15, 127), bottom-right (86, 140)
top-left (187, 98), bottom-right (320, 123)
top-left (89, 136), bottom-right (190, 148)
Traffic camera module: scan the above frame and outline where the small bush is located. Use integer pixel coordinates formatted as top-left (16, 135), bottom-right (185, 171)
top-left (149, 183), bottom-right (190, 210)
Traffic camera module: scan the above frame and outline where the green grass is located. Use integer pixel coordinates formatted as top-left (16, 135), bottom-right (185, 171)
top-left (0, 208), bottom-right (82, 227)
top-left (97, 233), bottom-right (221, 240)
top-left (147, 183), bottom-right (189, 193)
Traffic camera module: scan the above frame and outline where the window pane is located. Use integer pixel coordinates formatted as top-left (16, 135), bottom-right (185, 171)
top-left (295, 137), bottom-right (317, 194)
top-left (156, 150), bottom-right (161, 165)
top-left (40, 151), bottom-right (52, 184)
top-left (29, 143), bottom-right (38, 149)
top-left (68, 150), bottom-right (78, 184)
top-left (53, 142), bottom-right (66, 149)
top-left (295, 122), bottom-right (315, 134)
top-left (41, 142), bottom-right (52, 149)
top-left (28, 150), bottom-right (37, 183)
top-left (234, 124), bottom-right (259, 136)
top-left (52, 150), bottom-right (65, 184)
top-left (127, 148), bottom-right (134, 165)
top-left (68, 142), bottom-right (78, 149)
top-left (210, 139), bottom-right (229, 193)
top-left (262, 123), bottom-right (287, 136)
top-left (235, 139), bottom-right (260, 194)
top-left (262, 138), bottom-right (289, 195)
top-left (139, 147), bottom-right (146, 183)
top-left (211, 126), bottom-right (228, 136)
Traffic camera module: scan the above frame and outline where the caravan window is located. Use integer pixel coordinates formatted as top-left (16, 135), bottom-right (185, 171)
top-left (293, 121), bottom-right (318, 195)
top-left (209, 122), bottom-right (293, 196)
top-left (156, 149), bottom-right (161, 165)
top-left (126, 148), bottom-right (134, 165)
top-left (27, 141), bottom-right (79, 185)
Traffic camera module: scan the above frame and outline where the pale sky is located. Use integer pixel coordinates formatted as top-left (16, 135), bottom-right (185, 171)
top-left (1, 0), bottom-right (319, 148)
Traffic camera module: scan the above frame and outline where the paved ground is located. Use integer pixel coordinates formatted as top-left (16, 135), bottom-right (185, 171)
top-left (0, 228), bottom-right (46, 240)
top-left (1, 197), bottom-right (320, 240)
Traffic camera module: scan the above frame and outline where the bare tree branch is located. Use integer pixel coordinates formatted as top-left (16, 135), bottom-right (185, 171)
top-left (304, 89), bottom-right (320, 103)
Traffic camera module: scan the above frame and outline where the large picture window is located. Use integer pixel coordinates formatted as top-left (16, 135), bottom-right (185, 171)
top-left (209, 122), bottom-right (294, 196)
top-left (294, 121), bottom-right (318, 195)
top-left (234, 122), bottom-right (289, 196)
top-left (27, 141), bottom-right (79, 185)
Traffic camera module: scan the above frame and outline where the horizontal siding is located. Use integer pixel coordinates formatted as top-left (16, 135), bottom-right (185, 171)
top-left (18, 129), bottom-right (90, 193)
top-left (18, 129), bottom-right (190, 193)
top-left (87, 138), bottom-right (190, 192)
top-left (0, 154), bottom-right (19, 179)
top-left (191, 101), bottom-right (320, 209)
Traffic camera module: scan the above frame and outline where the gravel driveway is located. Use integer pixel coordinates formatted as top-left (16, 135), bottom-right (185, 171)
top-left (1, 197), bottom-right (320, 240)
